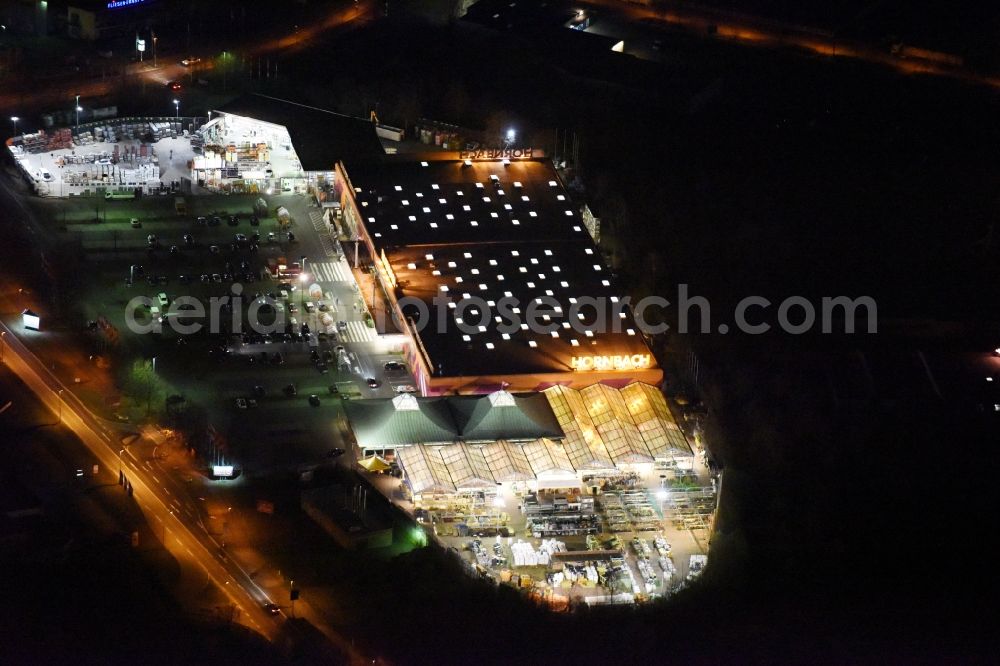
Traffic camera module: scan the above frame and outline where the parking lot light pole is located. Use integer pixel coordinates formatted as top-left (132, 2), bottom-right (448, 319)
top-left (1, 331), bottom-right (6, 362)
top-left (75, 95), bottom-right (81, 127)
top-left (57, 388), bottom-right (65, 421)
top-left (173, 99), bottom-right (179, 118)
top-left (10, 116), bottom-right (18, 138)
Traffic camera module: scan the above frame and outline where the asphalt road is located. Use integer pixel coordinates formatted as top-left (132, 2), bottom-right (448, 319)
top-left (0, 317), bottom-right (368, 664)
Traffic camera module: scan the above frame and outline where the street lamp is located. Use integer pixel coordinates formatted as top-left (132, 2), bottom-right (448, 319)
top-left (75, 94), bottom-right (81, 127)
top-left (56, 388), bottom-right (65, 421)
top-left (505, 128), bottom-right (516, 146)
top-left (10, 116), bottom-right (18, 138)
top-left (173, 99), bottom-right (179, 118)
top-left (0, 331), bottom-right (6, 362)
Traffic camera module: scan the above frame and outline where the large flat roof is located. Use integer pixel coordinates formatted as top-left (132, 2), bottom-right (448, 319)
top-left (215, 94), bottom-right (384, 171)
top-left (343, 157), bottom-right (656, 377)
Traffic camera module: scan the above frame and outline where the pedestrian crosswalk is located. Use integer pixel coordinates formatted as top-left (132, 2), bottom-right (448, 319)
top-left (311, 259), bottom-right (352, 283)
top-left (340, 319), bottom-right (376, 343)
top-left (310, 211), bottom-right (339, 258)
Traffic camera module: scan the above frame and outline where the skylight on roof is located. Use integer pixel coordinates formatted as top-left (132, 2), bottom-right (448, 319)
top-left (425, 253), bottom-right (434, 260)
top-left (471, 268), bottom-right (480, 275)
top-left (408, 215), bottom-right (417, 221)
top-left (432, 184), bottom-right (439, 189)
top-left (368, 217), bottom-right (375, 222)
top-left (402, 199), bottom-right (410, 206)
top-left (565, 210), bottom-right (574, 216)
top-left (511, 219), bottom-right (520, 225)
top-left (521, 195), bottom-right (530, 201)
top-left (486, 342), bottom-right (495, 350)
top-left (464, 252), bottom-right (473, 258)
top-left (429, 222), bottom-right (438, 228)
top-left (463, 205), bottom-right (471, 211)
top-left (585, 248), bottom-right (594, 255)
top-left (445, 214), bottom-right (454, 220)
top-left (470, 221), bottom-right (479, 226)
top-left (390, 224), bottom-right (398, 230)
top-left (557, 194), bottom-right (566, 201)
top-left (439, 198), bottom-right (447, 204)
top-left (407, 263), bottom-right (417, 270)
top-left (393, 393), bottom-right (420, 410)
top-left (463, 334), bottom-right (471, 341)
top-left (529, 211), bottom-right (537, 217)
top-left (395, 185), bottom-right (403, 191)
top-left (448, 261), bottom-right (457, 268)
top-left (421, 161), bottom-right (429, 167)
top-left (528, 340), bottom-right (538, 348)
top-left (513, 181), bottom-right (522, 188)
top-left (489, 390), bottom-right (516, 406)
top-left (422, 207), bottom-right (431, 213)
top-left (548, 180), bottom-right (557, 187)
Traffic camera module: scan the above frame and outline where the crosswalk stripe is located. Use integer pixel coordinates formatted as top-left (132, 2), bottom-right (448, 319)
top-left (311, 260), bottom-right (353, 283)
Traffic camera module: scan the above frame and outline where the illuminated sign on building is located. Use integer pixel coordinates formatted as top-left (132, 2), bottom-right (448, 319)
top-left (570, 354), bottom-right (652, 372)
top-left (458, 147), bottom-right (535, 160)
top-left (110, 0), bottom-right (149, 8)
top-left (212, 465), bottom-right (234, 478)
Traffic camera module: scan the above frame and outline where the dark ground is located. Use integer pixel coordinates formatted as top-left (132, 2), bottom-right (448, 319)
top-left (0, 366), bottom-right (284, 665)
top-left (2, 3), bottom-right (999, 663)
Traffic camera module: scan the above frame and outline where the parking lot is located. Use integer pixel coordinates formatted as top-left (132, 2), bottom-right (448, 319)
top-left (49, 191), bottom-right (415, 472)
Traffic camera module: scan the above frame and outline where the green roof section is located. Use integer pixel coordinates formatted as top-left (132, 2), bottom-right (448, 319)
top-left (448, 391), bottom-right (564, 442)
top-left (345, 390), bottom-right (564, 449)
top-left (344, 397), bottom-right (458, 448)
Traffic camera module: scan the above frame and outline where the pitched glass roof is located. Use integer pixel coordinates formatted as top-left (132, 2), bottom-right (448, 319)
top-left (439, 443), bottom-right (496, 489)
top-left (522, 438), bottom-right (576, 476)
top-left (482, 440), bottom-right (535, 482)
top-left (397, 446), bottom-right (455, 495)
top-left (580, 384), bottom-right (653, 464)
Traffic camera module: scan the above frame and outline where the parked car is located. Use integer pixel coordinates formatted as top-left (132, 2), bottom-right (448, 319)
top-left (366, 377), bottom-right (381, 389)
top-left (130, 218), bottom-right (141, 228)
top-left (308, 394), bottom-right (321, 407)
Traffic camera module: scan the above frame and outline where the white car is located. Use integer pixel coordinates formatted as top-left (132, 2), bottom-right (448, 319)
top-left (304, 302), bottom-right (316, 314)
top-left (394, 385), bottom-right (417, 394)
top-left (181, 57), bottom-right (202, 66)
top-left (40, 168), bottom-right (53, 182)
top-left (157, 292), bottom-right (169, 307)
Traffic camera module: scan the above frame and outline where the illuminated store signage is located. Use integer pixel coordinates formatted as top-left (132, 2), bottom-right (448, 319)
top-left (458, 147), bottom-right (534, 160)
top-left (110, 0), bottom-right (149, 8)
top-left (570, 354), bottom-right (652, 372)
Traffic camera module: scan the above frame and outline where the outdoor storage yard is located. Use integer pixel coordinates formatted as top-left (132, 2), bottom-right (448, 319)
top-left (9, 118), bottom-right (200, 198)
top-left (400, 460), bottom-right (716, 608)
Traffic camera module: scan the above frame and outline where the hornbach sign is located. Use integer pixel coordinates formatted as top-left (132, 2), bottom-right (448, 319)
top-left (570, 354), bottom-right (653, 372)
top-left (459, 147), bottom-right (535, 160)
